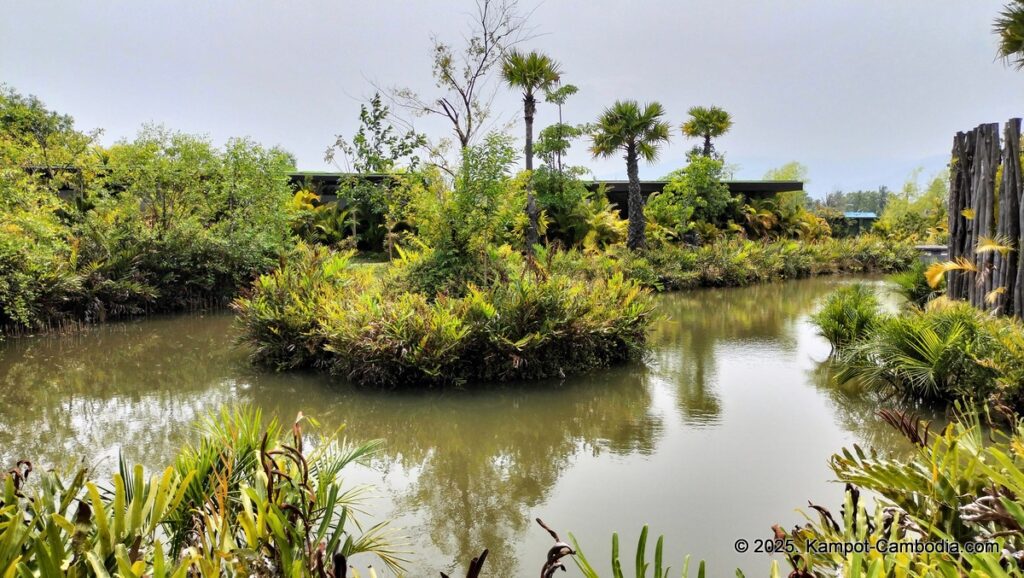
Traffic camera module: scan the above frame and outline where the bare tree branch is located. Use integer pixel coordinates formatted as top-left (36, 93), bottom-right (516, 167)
top-left (385, 0), bottom-right (534, 151)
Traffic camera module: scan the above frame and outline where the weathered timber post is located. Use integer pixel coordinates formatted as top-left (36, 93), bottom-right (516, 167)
top-left (949, 131), bottom-right (971, 301)
top-left (999, 119), bottom-right (1022, 315)
top-left (979, 124), bottom-right (998, 306)
top-left (967, 127), bottom-right (983, 306)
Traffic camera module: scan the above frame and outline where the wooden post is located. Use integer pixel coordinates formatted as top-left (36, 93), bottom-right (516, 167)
top-left (999, 119), bottom-right (1022, 316)
top-left (982, 123), bottom-right (1001, 307)
top-left (948, 131), bottom-right (969, 301)
top-left (967, 126), bottom-right (983, 307)
top-left (948, 119), bottom-right (1024, 318)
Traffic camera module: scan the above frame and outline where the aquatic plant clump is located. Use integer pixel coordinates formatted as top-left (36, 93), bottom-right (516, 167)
top-left (812, 285), bottom-right (1024, 410)
top-left (811, 283), bottom-right (882, 349)
top-left (233, 243), bottom-right (656, 387)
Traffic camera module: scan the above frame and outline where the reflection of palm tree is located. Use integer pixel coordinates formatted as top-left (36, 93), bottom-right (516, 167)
top-left (649, 278), bottom-right (845, 425)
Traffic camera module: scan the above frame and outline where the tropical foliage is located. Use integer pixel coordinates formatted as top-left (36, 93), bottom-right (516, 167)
top-left (233, 243), bottom-right (655, 387)
top-left (814, 283), bottom-right (1024, 410)
top-left (995, 0), bottom-right (1024, 70)
top-left (889, 258), bottom-right (942, 308)
top-left (550, 236), bottom-right (917, 293)
top-left (0, 87), bottom-right (295, 335)
top-left (0, 406), bottom-right (404, 576)
top-left (680, 105), bottom-right (732, 159)
top-left (502, 49), bottom-right (562, 247)
top-left (873, 171), bottom-right (948, 244)
top-left (811, 283), bottom-right (881, 349)
top-left (647, 156), bottom-right (731, 243)
top-left (781, 408), bottom-right (1024, 577)
top-left (591, 100), bottom-right (672, 250)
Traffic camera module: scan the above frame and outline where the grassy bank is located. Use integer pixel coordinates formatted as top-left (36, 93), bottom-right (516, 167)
top-left (547, 235), bottom-right (918, 292)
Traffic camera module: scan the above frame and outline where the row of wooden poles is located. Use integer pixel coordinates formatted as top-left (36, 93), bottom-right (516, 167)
top-left (947, 118), bottom-right (1024, 317)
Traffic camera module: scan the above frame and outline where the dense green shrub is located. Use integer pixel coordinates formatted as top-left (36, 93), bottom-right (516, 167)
top-left (387, 135), bottom-right (530, 296)
top-left (534, 168), bottom-right (626, 250)
top-left (1, 89), bottom-right (296, 335)
top-left (234, 244), bottom-right (655, 387)
top-left (811, 284), bottom-right (881, 349)
top-left (660, 156), bottom-right (734, 231)
top-left (231, 244), bottom-right (374, 369)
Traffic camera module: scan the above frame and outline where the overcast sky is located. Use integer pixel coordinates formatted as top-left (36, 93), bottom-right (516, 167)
top-left (3, 0), bottom-right (1023, 198)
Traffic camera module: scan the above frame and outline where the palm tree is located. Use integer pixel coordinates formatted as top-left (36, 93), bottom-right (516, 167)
top-left (591, 100), bottom-right (671, 250)
top-left (995, 0), bottom-right (1024, 69)
top-left (681, 106), bottom-right (733, 158)
top-left (502, 49), bottom-right (562, 249)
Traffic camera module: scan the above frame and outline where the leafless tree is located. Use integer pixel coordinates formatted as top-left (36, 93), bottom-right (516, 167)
top-left (385, 0), bottom-right (534, 152)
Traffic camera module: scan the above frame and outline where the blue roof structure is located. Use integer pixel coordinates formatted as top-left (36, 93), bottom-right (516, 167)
top-left (844, 211), bottom-right (878, 219)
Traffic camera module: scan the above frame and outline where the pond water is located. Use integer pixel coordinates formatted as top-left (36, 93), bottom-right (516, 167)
top-left (0, 276), bottom-right (923, 576)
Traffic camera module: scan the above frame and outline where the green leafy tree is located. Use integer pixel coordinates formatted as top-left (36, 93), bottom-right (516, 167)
top-left (661, 156), bottom-right (733, 228)
top-left (539, 83), bottom-right (580, 173)
top-left (995, 0), bottom-right (1024, 69)
top-left (681, 105), bottom-right (732, 158)
top-left (591, 101), bottom-right (671, 250)
top-left (763, 161), bottom-right (812, 206)
top-left (534, 122), bottom-right (588, 170)
top-left (0, 84), bottom-right (101, 194)
top-left (324, 93), bottom-right (426, 250)
top-left (874, 170), bottom-right (948, 242)
top-left (325, 92), bottom-right (426, 173)
top-left (501, 49), bottom-right (562, 249)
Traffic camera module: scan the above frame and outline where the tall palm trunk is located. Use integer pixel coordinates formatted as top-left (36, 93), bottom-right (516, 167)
top-left (625, 144), bottom-right (646, 250)
top-left (703, 133), bottom-right (712, 157)
top-left (524, 93), bottom-right (540, 250)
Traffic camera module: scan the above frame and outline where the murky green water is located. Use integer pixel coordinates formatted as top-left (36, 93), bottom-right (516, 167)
top-left (0, 276), bottom-right (922, 576)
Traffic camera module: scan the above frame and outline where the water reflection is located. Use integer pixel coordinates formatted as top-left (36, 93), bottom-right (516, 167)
top-left (806, 359), bottom-right (946, 453)
top-left (0, 316), bottom-right (662, 574)
top-left (0, 315), bottom-right (247, 469)
top-left (244, 370), bottom-right (662, 576)
top-left (0, 276), bottom-right (917, 576)
top-left (649, 279), bottom-right (851, 426)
